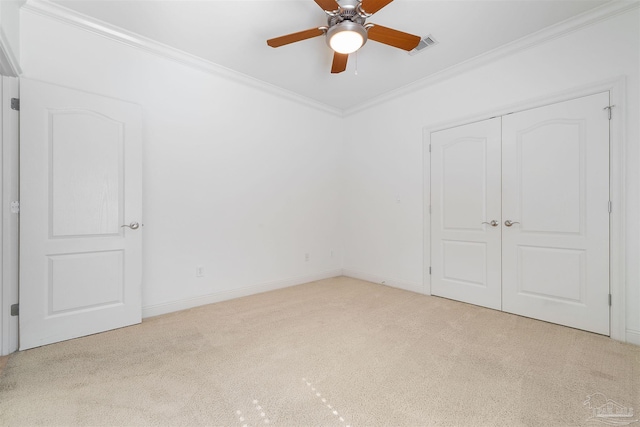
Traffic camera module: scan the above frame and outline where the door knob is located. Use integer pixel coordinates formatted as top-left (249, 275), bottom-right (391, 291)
top-left (481, 220), bottom-right (499, 227)
top-left (504, 220), bottom-right (520, 227)
top-left (121, 222), bottom-right (141, 230)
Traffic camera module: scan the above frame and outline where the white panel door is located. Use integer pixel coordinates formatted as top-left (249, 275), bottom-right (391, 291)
top-left (501, 92), bottom-right (610, 335)
top-left (20, 79), bottom-right (143, 350)
top-left (431, 118), bottom-right (502, 310)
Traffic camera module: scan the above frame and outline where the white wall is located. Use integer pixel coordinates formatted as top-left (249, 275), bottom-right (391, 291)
top-left (0, 1), bottom-right (21, 55)
top-left (0, 0), bottom-right (23, 75)
top-left (19, 11), bottom-right (344, 314)
top-left (343, 9), bottom-right (640, 342)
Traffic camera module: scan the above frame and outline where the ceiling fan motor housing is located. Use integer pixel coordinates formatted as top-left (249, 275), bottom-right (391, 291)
top-left (327, 0), bottom-right (368, 24)
top-left (325, 0), bottom-right (369, 52)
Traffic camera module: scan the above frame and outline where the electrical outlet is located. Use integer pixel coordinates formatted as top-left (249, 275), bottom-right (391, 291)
top-left (196, 266), bottom-right (204, 277)
top-left (305, 253), bottom-right (310, 262)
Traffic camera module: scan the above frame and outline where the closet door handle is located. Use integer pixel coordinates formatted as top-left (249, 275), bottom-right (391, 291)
top-left (121, 221), bottom-right (142, 230)
top-left (482, 220), bottom-right (499, 227)
top-left (504, 220), bottom-right (520, 227)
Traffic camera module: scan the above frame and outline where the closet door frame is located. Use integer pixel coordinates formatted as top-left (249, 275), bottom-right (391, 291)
top-left (423, 77), bottom-right (627, 342)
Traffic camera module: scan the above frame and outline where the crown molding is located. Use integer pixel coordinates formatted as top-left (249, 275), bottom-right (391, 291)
top-left (21, 0), bottom-right (343, 116)
top-left (343, 0), bottom-right (639, 116)
top-left (0, 28), bottom-right (21, 77)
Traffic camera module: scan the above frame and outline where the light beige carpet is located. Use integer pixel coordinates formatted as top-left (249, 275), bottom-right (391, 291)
top-left (0, 276), bottom-right (638, 426)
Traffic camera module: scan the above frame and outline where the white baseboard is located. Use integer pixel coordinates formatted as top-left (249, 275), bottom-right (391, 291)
top-left (626, 329), bottom-right (640, 346)
top-left (142, 269), bottom-right (343, 319)
top-left (342, 269), bottom-right (424, 295)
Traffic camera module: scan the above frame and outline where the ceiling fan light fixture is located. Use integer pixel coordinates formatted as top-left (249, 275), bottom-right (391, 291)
top-left (326, 21), bottom-right (368, 54)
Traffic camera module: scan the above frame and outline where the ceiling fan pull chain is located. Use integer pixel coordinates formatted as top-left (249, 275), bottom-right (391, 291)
top-left (355, 51), bottom-right (359, 75)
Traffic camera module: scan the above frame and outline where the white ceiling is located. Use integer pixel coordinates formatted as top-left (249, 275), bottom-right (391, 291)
top-left (49, 0), bottom-right (610, 110)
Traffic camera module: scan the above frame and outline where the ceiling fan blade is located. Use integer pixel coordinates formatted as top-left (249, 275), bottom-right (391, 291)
top-left (314, 0), bottom-right (338, 11)
top-left (360, 0), bottom-right (393, 14)
top-left (267, 28), bottom-right (325, 48)
top-left (331, 52), bottom-right (348, 74)
top-left (367, 24), bottom-right (421, 51)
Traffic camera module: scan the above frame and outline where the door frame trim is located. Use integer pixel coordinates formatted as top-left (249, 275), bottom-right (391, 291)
top-left (423, 76), bottom-right (626, 342)
top-left (1, 76), bottom-right (20, 355)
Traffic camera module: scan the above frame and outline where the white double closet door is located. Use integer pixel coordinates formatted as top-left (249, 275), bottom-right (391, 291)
top-left (430, 92), bottom-right (610, 335)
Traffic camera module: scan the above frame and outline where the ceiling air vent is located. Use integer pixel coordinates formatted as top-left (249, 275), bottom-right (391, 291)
top-left (408, 34), bottom-right (438, 56)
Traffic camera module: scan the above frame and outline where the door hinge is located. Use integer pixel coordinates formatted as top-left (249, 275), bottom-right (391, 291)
top-left (10, 201), bottom-right (19, 214)
top-left (608, 200), bottom-right (612, 213)
top-left (10, 98), bottom-right (19, 111)
top-left (429, 266), bottom-right (432, 275)
top-left (604, 105), bottom-right (614, 120)
top-left (608, 294), bottom-right (612, 306)
top-left (428, 144), bottom-right (431, 153)
top-left (10, 303), bottom-right (18, 316)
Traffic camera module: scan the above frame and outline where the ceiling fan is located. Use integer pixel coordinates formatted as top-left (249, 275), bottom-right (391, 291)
top-left (266, 0), bottom-right (421, 74)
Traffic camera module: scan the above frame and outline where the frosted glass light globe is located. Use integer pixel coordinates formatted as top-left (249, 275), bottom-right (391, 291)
top-left (329, 30), bottom-right (364, 54)
top-left (326, 21), bottom-right (368, 54)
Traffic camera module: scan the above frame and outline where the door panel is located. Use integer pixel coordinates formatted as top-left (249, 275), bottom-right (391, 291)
top-left (517, 246), bottom-right (585, 302)
top-left (48, 251), bottom-right (124, 314)
top-left (501, 92), bottom-right (610, 335)
top-left (50, 110), bottom-right (123, 237)
top-left (431, 118), bottom-right (502, 310)
top-left (518, 121), bottom-right (583, 234)
top-left (20, 79), bottom-right (142, 350)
